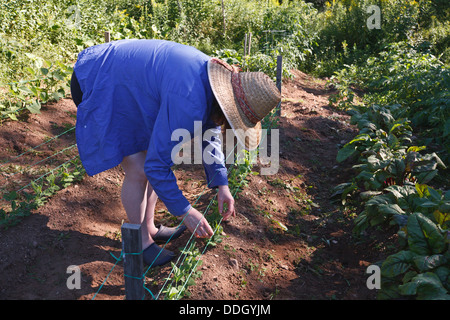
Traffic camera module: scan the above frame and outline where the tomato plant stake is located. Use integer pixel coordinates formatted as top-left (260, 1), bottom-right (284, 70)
top-left (122, 223), bottom-right (145, 300)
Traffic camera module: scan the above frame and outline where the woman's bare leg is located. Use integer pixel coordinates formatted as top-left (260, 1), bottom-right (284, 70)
top-left (144, 181), bottom-right (159, 238)
top-left (121, 151), bottom-right (156, 249)
top-left (121, 151), bottom-right (212, 246)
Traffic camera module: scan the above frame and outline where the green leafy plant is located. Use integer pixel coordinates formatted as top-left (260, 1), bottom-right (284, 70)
top-left (331, 39), bottom-right (449, 298)
top-left (162, 243), bottom-right (203, 300)
top-left (1, 61), bottom-right (73, 120)
top-left (353, 183), bottom-right (449, 234)
top-left (0, 157), bottom-right (85, 228)
top-left (330, 41), bottom-right (449, 164)
top-left (380, 210), bottom-right (449, 300)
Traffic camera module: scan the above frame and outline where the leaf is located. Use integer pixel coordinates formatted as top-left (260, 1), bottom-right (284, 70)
top-left (445, 190), bottom-right (450, 200)
top-left (370, 212), bottom-right (387, 226)
top-left (387, 133), bottom-right (399, 148)
top-left (378, 203), bottom-right (405, 215)
top-left (393, 214), bottom-right (408, 227)
top-left (438, 201), bottom-right (450, 212)
top-left (433, 210), bottom-right (450, 227)
top-left (407, 146), bottom-right (426, 153)
top-left (402, 271), bottom-right (418, 284)
top-left (366, 194), bottom-right (391, 207)
top-left (356, 170), bottom-right (375, 181)
top-left (186, 277), bottom-right (196, 287)
top-left (359, 190), bottom-right (383, 201)
top-left (272, 219), bottom-right (288, 231)
top-left (427, 187), bottom-right (442, 202)
top-left (407, 212), bottom-right (446, 256)
top-left (330, 182), bottom-right (356, 199)
top-left (416, 170), bottom-right (438, 184)
top-left (26, 100), bottom-right (41, 114)
top-left (434, 266), bottom-right (450, 287)
top-left (389, 158), bottom-right (405, 177)
top-left (377, 283), bottom-right (402, 300)
top-left (18, 86), bottom-right (34, 95)
top-left (381, 250), bottom-right (414, 278)
top-left (389, 122), bottom-right (404, 134)
top-left (419, 201), bottom-right (439, 208)
top-left (413, 254), bottom-right (448, 272)
top-left (369, 156), bottom-right (392, 171)
top-left (52, 91), bottom-right (64, 101)
top-left (25, 67), bottom-right (36, 76)
top-left (444, 118), bottom-right (450, 137)
top-left (167, 287), bottom-right (178, 299)
top-left (430, 152), bottom-right (446, 169)
top-left (353, 213), bottom-right (369, 235)
top-left (52, 70), bottom-right (65, 81)
top-left (415, 184), bottom-right (428, 198)
top-left (7, 113), bottom-right (18, 121)
top-left (386, 185), bottom-right (416, 200)
top-left (399, 272), bottom-right (450, 300)
top-left (3, 191), bottom-right (18, 201)
top-left (337, 144), bottom-right (358, 162)
top-left (413, 160), bottom-right (437, 172)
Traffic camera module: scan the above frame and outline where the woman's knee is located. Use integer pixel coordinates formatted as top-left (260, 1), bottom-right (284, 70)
top-left (122, 152), bottom-right (148, 184)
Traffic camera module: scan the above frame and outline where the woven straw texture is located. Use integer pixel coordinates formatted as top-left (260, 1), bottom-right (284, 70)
top-left (207, 60), bottom-right (280, 150)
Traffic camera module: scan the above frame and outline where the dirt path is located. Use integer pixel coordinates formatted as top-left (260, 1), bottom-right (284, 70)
top-left (0, 70), bottom-right (388, 300)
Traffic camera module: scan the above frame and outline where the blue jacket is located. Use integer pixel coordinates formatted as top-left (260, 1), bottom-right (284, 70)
top-left (74, 39), bottom-right (228, 216)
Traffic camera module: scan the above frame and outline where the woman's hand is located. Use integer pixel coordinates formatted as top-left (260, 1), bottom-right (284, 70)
top-left (182, 207), bottom-right (214, 238)
top-left (181, 185), bottom-right (235, 238)
top-left (218, 185), bottom-right (235, 221)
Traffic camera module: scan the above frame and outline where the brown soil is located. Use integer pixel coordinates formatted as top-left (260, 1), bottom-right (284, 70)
top-left (0, 70), bottom-right (392, 300)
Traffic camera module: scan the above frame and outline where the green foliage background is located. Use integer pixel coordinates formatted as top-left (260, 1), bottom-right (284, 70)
top-left (0, 0), bottom-right (448, 300)
top-left (0, 0), bottom-right (448, 84)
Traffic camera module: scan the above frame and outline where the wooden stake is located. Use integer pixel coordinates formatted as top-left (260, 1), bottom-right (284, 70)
top-left (122, 223), bottom-right (144, 300)
top-left (104, 31), bottom-right (111, 43)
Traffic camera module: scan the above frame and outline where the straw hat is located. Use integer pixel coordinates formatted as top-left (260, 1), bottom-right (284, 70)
top-left (207, 58), bottom-right (281, 150)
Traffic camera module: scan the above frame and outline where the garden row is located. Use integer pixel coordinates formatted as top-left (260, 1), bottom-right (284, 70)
top-left (330, 41), bottom-right (449, 300)
top-left (148, 103), bottom-right (279, 299)
top-left (161, 152), bottom-right (256, 299)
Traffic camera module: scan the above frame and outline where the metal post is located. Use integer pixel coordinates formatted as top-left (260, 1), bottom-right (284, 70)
top-left (242, 33), bottom-right (248, 70)
top-left (247, 32), bottom-right (252, 57)
top-left (122, 223), bottom-right (144, 300)
top-left (244, 33), bottom-right (248, 57)
top-left (243, 32), bottom-right (252, 71)
top-left (276, 55), bottom-right (282, 116)
top-left (221, 0), bottom-right (226, 37)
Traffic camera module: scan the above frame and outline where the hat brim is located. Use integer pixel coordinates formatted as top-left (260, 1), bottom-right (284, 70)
top-left (208, 60), bottom-right (262, 151)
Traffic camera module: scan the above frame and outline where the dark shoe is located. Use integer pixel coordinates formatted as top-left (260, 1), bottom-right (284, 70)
top-left (153, 225), bottom-right (187, 243)
top-left (143, 243), bottom-right (176, 267)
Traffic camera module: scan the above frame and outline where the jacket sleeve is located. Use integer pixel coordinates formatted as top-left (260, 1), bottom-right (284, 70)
top-left (145, 92), bottom-right (229, 216)
top-left (144, 92), bottom-right (196, 216)
top-left (202, 119), bottom-right (228, 188)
